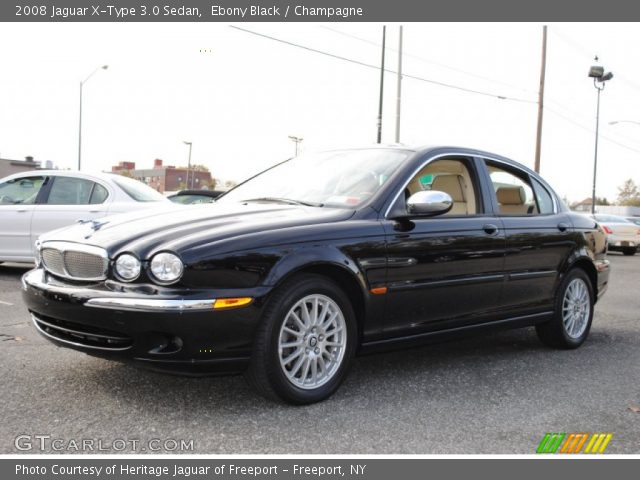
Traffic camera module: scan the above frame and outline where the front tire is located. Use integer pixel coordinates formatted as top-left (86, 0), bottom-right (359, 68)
top-left (622, 247), bottom-right (636, 256)
top-left (245, 274), bottom-right (356, 404)
top-left (536, 268), bottom-right (594, 349)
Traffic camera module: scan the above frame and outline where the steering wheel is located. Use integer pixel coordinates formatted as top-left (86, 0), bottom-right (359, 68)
top-left (0, 195), bottom-right (15, 204)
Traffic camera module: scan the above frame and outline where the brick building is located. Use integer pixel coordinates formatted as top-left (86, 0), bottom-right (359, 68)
top-left (111, 159), bottom-right (213, 193)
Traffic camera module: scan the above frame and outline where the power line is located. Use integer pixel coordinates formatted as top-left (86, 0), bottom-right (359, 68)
top-left (549, 26), bottom-right (640, 95)
top-left (229, 25), bottom-right (536, 104)
top-left (320, 25), bottom-right (536, 96)
top-left (546, 107), bottom-right (640, 154)
top-left (231, 25), bottom-right (640, 155)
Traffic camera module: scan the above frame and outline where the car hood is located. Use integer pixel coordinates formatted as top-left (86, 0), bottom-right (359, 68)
top-left (39, 202), bottom-right (355, 259)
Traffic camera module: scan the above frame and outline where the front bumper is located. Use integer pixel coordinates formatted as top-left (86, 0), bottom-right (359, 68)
top-left (22, 268), bottom-right (269, 375)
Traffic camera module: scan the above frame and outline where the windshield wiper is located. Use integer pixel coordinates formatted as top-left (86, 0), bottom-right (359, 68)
top-left (241, 197), bottom-right (324, 207)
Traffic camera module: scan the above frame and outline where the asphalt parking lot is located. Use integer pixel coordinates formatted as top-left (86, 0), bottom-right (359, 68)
top-left (0, 255), bottom-right (638, 454)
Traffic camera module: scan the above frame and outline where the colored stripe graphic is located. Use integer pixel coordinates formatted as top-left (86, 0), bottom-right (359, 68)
top-left (584, 433), bottom-right (613, 454)
top-left (537, 433), bottom-right (613, 454)
top-left (537, 433), bottom-right (565, 453)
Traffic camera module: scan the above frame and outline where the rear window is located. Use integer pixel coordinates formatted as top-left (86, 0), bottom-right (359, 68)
top-left (112, 176), bottom-right (165, 202)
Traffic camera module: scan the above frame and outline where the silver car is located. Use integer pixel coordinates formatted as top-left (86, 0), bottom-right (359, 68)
top-left (0, 170), bottom-right (170, 264)
top-left (593, 214), bottom-right (640, 256)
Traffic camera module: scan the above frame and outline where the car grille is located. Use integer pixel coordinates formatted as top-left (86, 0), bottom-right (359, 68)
top-left (31, 313), bottom-right (133, 351)
top-left (40, 242), bottom-right (109, 281)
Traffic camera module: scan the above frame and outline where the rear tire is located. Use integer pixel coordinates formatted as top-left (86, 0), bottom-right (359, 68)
top-left (245, 274), bottom-right (357, 404)
top-left (622, 247), bottom-right (636, 256)
top-left (536, 268), bottom-right (594, 349)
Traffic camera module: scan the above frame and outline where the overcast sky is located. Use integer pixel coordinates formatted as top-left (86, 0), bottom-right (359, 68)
top-left (1, 22), bottom-right (640, 202)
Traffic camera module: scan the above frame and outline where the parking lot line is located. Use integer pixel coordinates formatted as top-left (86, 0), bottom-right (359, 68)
top-left (0, 300), bottom-right (14, 306)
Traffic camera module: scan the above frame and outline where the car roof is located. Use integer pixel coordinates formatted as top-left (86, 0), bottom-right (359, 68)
top-left (0, 169), bottom-right (122, 183)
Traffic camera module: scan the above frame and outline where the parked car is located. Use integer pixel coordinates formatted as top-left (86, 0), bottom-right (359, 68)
top-left (168, 189), bottom-right (224, 204)
top-left (591, 214), bottom-right (640, 255)
top-left (0, 170), bottom-right (169, 264)
top-left (22, 146), bottom-right (609, 404)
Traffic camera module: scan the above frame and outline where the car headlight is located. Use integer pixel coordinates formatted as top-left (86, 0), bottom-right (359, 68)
top-left (149, 252), bottom-right (183, 284)
top-left (114, 254), bottom-right (141, 281)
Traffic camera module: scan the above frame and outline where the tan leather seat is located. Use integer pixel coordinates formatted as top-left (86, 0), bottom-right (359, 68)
top-left (431, 174), bottom-right (467, 215)
top-left (496, 186), bottom-right (527, 215)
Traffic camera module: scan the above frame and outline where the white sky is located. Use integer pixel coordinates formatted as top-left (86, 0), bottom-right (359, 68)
top-left (1, 22), bottom-right (640, 202)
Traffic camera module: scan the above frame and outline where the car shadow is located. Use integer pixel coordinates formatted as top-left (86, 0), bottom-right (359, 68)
top-left (0, 263), bottom-right (33, 278)
top-left (48, 326), bottom-right (569, 412)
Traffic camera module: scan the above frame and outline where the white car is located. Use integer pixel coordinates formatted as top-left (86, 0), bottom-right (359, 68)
top-left (0, 170), bottom-right (170, 264)
top-left (592, 213), bottom-right (640, 256)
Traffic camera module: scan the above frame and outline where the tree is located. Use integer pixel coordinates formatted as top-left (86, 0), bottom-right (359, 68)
top-left (116, 169), bottom-right (134, 178)
top-left (179, 164), bottom-right (210, 172)
top-left (596, 197), bottom-right (610, 206)
top-left (616, 179), bottom-right (640, 206)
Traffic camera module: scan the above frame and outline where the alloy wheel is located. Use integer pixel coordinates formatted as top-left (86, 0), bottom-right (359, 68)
top-left (562, 278), bottom-right (591, 339)
top-left (277, 294), bottom-right (347, 389)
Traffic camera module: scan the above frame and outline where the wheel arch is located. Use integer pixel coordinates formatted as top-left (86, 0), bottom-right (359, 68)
top-left (564, 256), bottom-right (599, 302)
top-left (266, 255), bottom-right (369, 344)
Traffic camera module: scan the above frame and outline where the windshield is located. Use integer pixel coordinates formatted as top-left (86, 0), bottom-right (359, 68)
top-left (218, 149), bottom-right (411, 208)
top-left (111, 176), bottom-right (167, 202)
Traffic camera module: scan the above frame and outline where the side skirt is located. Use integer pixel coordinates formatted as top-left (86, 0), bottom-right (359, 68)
top-left (358, 311), bottom-right (553, 355)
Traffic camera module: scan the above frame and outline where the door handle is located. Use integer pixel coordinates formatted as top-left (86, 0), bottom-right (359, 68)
top-left (483, 224), bottom-right (499, 235)
top-left (557, 222), bottom-right (570, 232)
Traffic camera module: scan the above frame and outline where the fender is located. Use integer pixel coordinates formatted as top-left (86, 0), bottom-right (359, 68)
top-left (263, 244), bottom-right (368, 291)
top-left (261, 243), bottom-right (387, 342)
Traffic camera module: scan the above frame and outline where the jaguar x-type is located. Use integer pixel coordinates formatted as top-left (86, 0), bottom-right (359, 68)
top-left (22, 146), bottom-right (610, 403)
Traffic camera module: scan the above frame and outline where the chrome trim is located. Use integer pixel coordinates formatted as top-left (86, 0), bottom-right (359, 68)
top-left (384, 151), bottom-right (558, 219)
top-left (31, 314), bottom-right (132, 352)
top-left (40, 241), bottom-right (109, 282)
top-left (34, 316), bottom-right (129, 342)
top-left (85, 297), bottom-right (216, 312)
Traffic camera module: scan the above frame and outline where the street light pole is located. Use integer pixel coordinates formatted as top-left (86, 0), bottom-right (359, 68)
top-left (587, 63), bottom-right (613, 215)
top-left (591, 82), bottom-right (603, 215)
top-left (288, 136), bottom-right (303, 157)
top-left (183, 141), bottom-right (193, 189)
top-left (78, 65), bottom-right (108, 171)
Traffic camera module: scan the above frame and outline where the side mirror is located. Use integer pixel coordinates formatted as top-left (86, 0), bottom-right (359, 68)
top-left (406, 190), bottom-right (453, 216)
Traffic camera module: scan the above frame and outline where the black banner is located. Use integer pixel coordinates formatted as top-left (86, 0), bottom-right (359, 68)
top-left (3, 0), bottom-right (640, 22)
top-left (4, 459), bottom-right (640, 480)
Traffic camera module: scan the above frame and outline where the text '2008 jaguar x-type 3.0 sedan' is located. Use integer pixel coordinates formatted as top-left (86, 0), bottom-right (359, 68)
top-left (22, 146), bottom-right (610, 404)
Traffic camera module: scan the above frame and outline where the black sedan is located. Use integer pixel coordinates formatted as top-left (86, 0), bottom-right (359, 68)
top-left (22, 146), bottom-right (610, 404)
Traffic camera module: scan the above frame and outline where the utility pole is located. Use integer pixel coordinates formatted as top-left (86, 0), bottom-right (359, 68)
top-left (534, 25), bottom-right (547, 174)
top-left (376, 25), bottom-right (386, 144)
top-left (395, 26), bottom-right (403, 144)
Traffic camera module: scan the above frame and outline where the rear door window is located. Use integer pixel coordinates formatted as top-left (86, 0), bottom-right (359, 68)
top-left (46, 177), bottom-right (95, 205)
